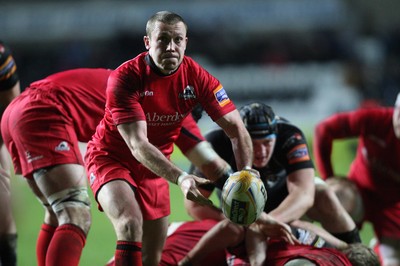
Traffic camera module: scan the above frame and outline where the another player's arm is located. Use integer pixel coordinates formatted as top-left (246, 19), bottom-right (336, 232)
top-left (184, 186), bottom-right (226, 221)
top-left (117, 120), bottom-right (212, 206)
top-left (313, 117), bottom-right (337, 179)
top-left (215, 110), bottom-right (253, 170)
top-left (269, 168), bottom-right (315, 223)
top-left (314, 112), bottom-right (359, 180)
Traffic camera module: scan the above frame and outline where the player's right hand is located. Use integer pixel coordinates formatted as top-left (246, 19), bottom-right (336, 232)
top-left (178, 174), bottom-right (213, 206)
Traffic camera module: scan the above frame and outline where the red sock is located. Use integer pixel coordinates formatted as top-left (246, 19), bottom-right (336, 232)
top-left (45, 224), bottom-right (86, 266)
top-left (36, 223), bottom-right (56, 266)
top-left (115, 241), bottom-right (142, 266)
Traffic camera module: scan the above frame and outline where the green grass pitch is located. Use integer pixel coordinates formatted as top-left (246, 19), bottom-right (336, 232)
top-left (11, 139), bottom-right (374, 265)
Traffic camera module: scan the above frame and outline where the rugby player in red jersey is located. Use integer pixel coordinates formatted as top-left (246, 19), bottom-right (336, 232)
top-left (85, 11), bottom-right (253, 266)
top-left (313, 96), bottom-right (400, 266)
top-left (1, 68), bottom-right (112, 266)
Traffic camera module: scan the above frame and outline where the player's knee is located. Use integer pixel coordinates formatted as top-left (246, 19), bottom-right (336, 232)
top-left (115, 215), bottom-right (143, 240)
top-left (314, 184), bottom-right (340, 212)
top-left (47, 187), bottom-right (92, 232)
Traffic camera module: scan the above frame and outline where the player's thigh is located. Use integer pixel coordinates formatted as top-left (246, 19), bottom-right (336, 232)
top-left (33, 164), bottom-right (87, 197)
top-left (97, 180), bottom-right (143, 238)
top-left (142, 216), bottom-right (169, 266)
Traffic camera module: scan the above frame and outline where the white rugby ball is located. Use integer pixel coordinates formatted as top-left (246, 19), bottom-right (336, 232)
top-left (221, 170), bottom-right (267, 225)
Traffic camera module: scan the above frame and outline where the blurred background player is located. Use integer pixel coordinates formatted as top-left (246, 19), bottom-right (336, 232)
top-left (313, 95), bottom-right (400, 266)
top-left (0, 41), bottom-right (20, 266)
top-left (1, 68), bottom-right (113, 266)
top-left (184, 102), bottom-right (361, 245)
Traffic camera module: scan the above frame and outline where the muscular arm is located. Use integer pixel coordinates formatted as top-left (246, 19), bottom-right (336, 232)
top-left (118, 121), bottom-right (212, 205)
top-left (215, 110), bottom-right (253, 170)
top-left (269, 168), bottom-right (315, 223)
top-left (290, 219), bottom-right (348, 249)
top-left (313, 111), bottom-right (362, 179)
top-left (184, 188), bottom-right (226, 221)
top-left (118, 121), bottom-right (184, 182)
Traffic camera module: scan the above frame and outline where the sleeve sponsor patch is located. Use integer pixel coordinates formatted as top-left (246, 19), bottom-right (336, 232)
top-left (213, 84), bottom-right (231, 107)
top-left (287, 144), bottom-right (310, 164)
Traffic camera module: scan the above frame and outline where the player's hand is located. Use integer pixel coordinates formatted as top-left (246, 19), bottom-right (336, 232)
top-left (242, 167), bottom-right (260, 178)
top-left (256, 213), bottom-right (299, 245)
top-left (178, 174), bottom-right (213, 206)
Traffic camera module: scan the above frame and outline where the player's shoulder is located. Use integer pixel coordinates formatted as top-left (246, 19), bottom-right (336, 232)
top-left (114, 52), bottom-right (147, 72)
top-left (276, 116), bottom-right (304, 135)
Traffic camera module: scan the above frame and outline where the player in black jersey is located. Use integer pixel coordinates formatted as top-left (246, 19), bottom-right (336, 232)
top-left (185, 102), bottom-right (361, 254)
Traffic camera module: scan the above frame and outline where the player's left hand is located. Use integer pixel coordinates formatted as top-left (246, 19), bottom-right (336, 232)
top-left (256, 213), bottom-right (299, 245)
top-left (179, 174), bottom-right (213, 206)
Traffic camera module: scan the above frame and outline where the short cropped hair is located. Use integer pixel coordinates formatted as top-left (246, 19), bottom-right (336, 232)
top-left (341, 243), bottom-right (380, 266)
top-left (146, 11), bottom-right (188, 37)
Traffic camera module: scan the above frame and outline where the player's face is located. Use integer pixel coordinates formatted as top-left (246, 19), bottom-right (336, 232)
top-left (144, 21), bottom-right (187, 75)
top-left (393, 106), bottom-right (400, 139)
top-left (252, 137), bottom-right (276, 168)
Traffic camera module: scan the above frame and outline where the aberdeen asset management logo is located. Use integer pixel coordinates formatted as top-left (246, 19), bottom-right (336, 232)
top-left (179, 85), bottom-right (196, 100)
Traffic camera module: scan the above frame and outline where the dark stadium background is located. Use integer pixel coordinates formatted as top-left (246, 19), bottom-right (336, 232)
top-left (3, 0), bottom-right (398, 264)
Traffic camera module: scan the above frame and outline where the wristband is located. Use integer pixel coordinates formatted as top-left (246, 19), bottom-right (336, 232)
top-left (243, 166), bottom-right (252, 171)
top-left (176, 171), bottom-right (189, 186)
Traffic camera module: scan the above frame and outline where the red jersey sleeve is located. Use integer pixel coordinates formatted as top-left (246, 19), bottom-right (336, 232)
top-left (184, 57), bottom-right (236, 121)
top-left (106, 58), bottom-right (145, 126)
top-left (313, 108), bottom-right (387, 179)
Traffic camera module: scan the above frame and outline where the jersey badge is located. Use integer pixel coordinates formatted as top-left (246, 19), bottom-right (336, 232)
top-left (179, 85), bottom-right (196, 100)
top-left (287, 144), bottom-right (310, 164)
top-left (213, 85), bottom-right (230, 107)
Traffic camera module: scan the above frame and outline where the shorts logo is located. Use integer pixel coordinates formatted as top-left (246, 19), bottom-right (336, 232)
top-left (89, 172), bottom-right (96, 185)
top-left (213, 85), bottom-right (230, 107)
top-left (25, 151), bottom-right (43, 163)
top-left (178, 85), bottom-right (196, 100)
top-left (55, 141), bottom-right (70, 151)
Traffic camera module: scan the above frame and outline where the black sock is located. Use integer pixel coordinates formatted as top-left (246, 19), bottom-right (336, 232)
top-left (0, 233), bottom-right (17, 266)
top-left (332, 227), bottom-right (361, 244)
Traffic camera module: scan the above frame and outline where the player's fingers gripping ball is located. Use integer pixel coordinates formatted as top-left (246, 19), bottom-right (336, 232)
top-left (221, 170), bottom-right (267, 225)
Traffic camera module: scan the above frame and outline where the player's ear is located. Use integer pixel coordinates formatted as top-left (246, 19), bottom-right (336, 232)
top-left (144, 36), bottom-right (150, 50)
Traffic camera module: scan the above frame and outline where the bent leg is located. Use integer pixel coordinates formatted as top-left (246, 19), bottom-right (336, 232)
top-left (307, 182), bottom-right (360, 243)
top-left (0, 168), bottom-right (17, 266)
top-left (97, 180), bottom-right (143, 266)
top-left (32, 164), bottom-right (91, 266)
top-left (142, 216), bottom-right (169, 266)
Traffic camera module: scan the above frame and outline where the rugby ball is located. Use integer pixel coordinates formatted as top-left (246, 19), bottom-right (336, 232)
top-left (221, 170), bottom-right (267, 225)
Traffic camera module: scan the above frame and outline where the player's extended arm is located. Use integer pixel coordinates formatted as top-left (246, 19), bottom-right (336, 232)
top-left (215, 110), bottom-right (253, 170)
top-left (313, 118), bottom-right (338, 179)
top-left (117, 121), bottom-right (212, 206)
top-left (290, 219), bottom-right (348, 249)
top-left (269, 168), bottom-right (315, 223)
top-left (178, 219), bottom-right (245, 266)
top-left (184, 187), bottom-right (226, 221)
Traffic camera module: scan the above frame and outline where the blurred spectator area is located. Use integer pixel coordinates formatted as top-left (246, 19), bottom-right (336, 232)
top-left (2, 0), bottom-right (400, 124)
